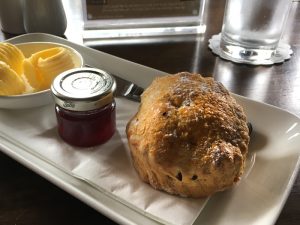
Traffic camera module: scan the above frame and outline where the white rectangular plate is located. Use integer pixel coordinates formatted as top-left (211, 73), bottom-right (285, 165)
top-left (1, 33), bottom-right (300, 225)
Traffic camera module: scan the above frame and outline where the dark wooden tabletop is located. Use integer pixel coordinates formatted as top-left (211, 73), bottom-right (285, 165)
top-left (0, 0), bottom-right (299, 224)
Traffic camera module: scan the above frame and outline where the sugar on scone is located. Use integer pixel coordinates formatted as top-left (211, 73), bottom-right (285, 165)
top-left (126, 72), bottom-right (250, 198)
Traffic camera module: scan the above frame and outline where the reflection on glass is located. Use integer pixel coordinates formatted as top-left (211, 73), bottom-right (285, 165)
top-left (82, 0), bottom-right (207, 40)
top-left (212, 59), bottom-right (272, 103)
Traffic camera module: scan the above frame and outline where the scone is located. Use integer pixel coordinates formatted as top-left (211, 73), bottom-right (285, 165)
top-left (126, 72), bottom-right (250, 198)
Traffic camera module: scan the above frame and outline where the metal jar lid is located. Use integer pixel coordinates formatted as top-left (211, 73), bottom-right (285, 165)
top-left (51, 67), bottom-right (116, 111)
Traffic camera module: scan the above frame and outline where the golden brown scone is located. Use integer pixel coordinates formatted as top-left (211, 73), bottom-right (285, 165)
top-left (126, 72), bottom-right (250, 198)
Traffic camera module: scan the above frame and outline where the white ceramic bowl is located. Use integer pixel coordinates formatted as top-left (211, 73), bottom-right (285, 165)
top-left (0, 42), bottom-right (84, 109)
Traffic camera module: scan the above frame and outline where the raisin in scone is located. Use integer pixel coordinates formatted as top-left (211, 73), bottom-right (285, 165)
top-left (126, 72), bottom-right (250, 198)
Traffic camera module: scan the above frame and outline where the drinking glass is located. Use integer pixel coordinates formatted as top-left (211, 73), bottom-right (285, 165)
top-left (220, 0), bottom-right (292, 63)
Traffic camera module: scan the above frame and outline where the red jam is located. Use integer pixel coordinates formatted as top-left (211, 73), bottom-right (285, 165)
top-left (51, 68), bottom-right (117, 148)
top-left (55, 101), bottom-right (116, 147)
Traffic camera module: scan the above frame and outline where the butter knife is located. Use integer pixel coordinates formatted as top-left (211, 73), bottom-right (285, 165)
top-left (85, 64), bottom-right (144, 102)
top-left (111, 74), bottom-right (144, 102)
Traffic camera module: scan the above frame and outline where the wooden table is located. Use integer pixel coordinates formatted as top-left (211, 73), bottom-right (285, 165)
top-left (0, 0), bottom-right (299, 224)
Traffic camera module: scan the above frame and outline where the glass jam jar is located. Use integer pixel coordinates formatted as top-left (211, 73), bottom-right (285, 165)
top-left (51, 68), bottom-right (116, 147)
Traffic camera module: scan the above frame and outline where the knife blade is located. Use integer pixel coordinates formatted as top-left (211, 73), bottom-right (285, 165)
top-left (84, 64), bottom-right (144, 102)
top-left (112, 74), bottom-right (144, 102)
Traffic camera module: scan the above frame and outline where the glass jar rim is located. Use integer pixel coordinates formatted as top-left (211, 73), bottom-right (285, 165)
top-left (51, 67), bottom-right (116, 111)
